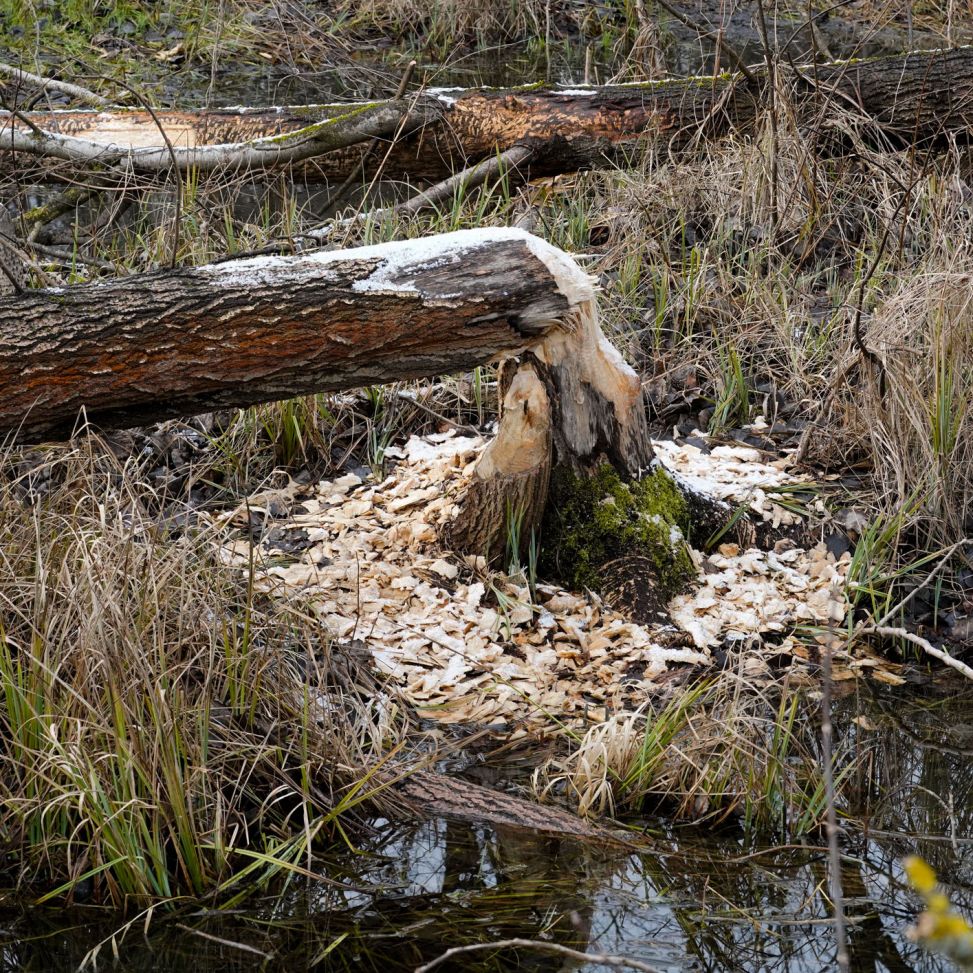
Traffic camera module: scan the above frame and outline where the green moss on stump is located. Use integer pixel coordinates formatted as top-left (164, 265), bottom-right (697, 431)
top-left (540, 464), bottom-right (695, 601)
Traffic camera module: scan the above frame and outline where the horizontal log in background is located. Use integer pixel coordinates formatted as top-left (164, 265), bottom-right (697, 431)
top-left (5, 46), bottom-right (973, 184)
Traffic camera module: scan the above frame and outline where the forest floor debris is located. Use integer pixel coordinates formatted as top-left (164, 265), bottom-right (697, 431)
top-left (220, 429), bottom-right (853, 734)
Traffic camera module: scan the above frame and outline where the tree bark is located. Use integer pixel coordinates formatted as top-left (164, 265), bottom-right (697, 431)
top-left (6, 47), bottom-right (973, 184)
top-left (0, 229), bottom-right (592, 443)
top-left (390, 770), bottom-right (631, 843)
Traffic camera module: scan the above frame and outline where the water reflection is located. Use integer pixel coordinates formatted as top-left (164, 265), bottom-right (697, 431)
top-left (1, 683), bottom-right (970, 972)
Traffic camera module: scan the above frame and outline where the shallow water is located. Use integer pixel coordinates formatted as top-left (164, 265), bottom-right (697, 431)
top-left (3, 680), bottom-right (971, 972)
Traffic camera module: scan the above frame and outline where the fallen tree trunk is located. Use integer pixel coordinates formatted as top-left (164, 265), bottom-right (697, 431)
top-left (0, 100), bottom-right (436, 174)
top-left (0, 229), bottom-right (583, 443)
top-left (6, 47), bottom-right (973, 184)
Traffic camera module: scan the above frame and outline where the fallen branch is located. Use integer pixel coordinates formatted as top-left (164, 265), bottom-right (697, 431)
top-left (8, 47), bottom-right (973, 182)
top-left (859, 626), bottom-right (973, 681)
top-left (371, 143), bottom-right (534, 219)
top-left (306, 144), bottom-right (535, 244)
top-left (415, 939), bottom-right (664, 973)
top-left (0, 61), bottom-right (112, 107)
top-left (392, 770), bottom-right (624, 840)
top-left (0, 100), bottom-right (436, 173)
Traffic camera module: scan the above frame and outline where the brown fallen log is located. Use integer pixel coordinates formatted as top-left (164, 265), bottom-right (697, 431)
top-left (0, 228), bottom-right (580, 443)
top-left (391, 770), bottom-right (635, 843)
top-left (5, 46), bottom-right (973, 184)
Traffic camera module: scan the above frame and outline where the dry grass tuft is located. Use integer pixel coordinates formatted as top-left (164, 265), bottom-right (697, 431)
top-left (334, 0), bottom-right (549, 51)
top-left (535, 668), bottom-right (851, 835)
top-left (0, 436), bottom-right (416, 905)
top-left (848, 269), bottom-right (973, 546)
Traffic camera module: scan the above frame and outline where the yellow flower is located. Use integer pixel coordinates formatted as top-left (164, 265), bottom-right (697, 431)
top-left (905, 856), bottom-right (973, 971)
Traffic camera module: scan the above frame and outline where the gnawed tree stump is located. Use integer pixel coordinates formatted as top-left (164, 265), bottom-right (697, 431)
top-left (447, 233), bottom-right (695, 617)
top-left (0, 227), bottom-right (695, 618)
top-left (448, 235), bottom-right (653, 560)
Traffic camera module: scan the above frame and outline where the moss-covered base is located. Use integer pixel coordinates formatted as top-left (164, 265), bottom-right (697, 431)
top-left (540, 464), bottom-right (695, 616)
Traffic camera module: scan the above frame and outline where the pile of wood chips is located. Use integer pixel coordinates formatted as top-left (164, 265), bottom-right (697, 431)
top-left (220, 431), bottom-right (850, 735)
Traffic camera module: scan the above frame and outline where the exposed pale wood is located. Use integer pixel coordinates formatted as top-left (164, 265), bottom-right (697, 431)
top-left (447, 235), bottom-right (656, 563)
top-left (0, 229), bottom-right (579, 443)
top-left (7, 47), bottom-right (973, 183)
top-left (0, 100), bottom-right (437, 173)
top-left (448, 363), bottom-right (552, 559)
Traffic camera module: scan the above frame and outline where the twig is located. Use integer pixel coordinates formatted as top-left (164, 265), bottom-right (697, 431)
top-left (871, 537), bottom-right (973, 630)
top-left (394, 389), bottom-right (482, 436)
top-left (323, 59), bottom-right (417, 212)
top-left (174, 924), bottom-right (272, 960)
top-left (384, 144), bottom-right (533, 217)
top-left (414, 939), bottom-right (664, 973)
top-left (304, 145), bottom-right (533, 244)
top-left (0, 90), bottom-right (44, 137)
top-left (19, 238), bottom-right (118, 273)
top-left (821, 587), bottom-right (850, 973)
top-left (0, 231), bottom-right (56, 287)
top-left (781, 0), bottom-right (856, 54)
top-left (835, 539), bottom-right (973, 681)
top-left (858, 626), bottom-right (973, 681)
top-left (0, 258), bottom-right (23, 293)
top-left (0, 61), bottom-right (112, 107)
top-left (23, 185), bottom-right (101, 243)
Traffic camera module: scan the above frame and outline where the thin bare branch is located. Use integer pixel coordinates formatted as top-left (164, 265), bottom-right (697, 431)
top-left (0, 61), bottom-right (112, 107)
top-left (414, 939), bottom-right (664, 973)
top-left (859, 627), bottom-right (973, 681)
top-left (305, 144), bottom-right (534, 244)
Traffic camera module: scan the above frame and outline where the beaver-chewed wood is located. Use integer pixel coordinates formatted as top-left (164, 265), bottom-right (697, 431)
top-left (2, 227), bottom-right (681, 620)
top-left (7, 47), bottom-right (973, 183)
top-left (447, 234), bottom-right (656, 565)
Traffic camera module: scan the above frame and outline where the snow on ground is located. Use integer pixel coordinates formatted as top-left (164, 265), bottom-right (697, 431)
top-left (221, 431), bottom-right (848, 733)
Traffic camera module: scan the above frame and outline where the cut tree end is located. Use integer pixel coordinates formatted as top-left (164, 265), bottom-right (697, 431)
top-left (449, 238), bottom-right (694, 619)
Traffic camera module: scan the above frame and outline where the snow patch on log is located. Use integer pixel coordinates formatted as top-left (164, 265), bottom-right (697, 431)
top-left (426, 87), bottom-right (465, 106)
top-left (653, 437), bottom-right (827, 527)
top-left (198, 226), bottom-right (588, 301)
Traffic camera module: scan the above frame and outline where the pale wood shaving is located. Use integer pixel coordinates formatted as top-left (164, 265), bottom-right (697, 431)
top-left (221, 431), bottom-right (853, 732)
